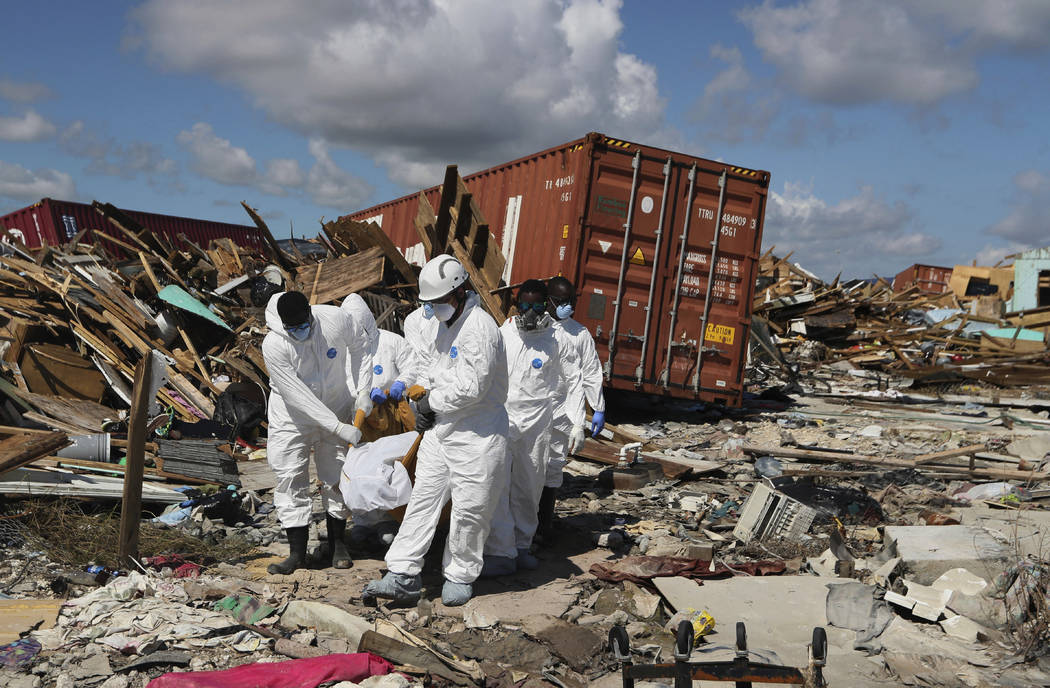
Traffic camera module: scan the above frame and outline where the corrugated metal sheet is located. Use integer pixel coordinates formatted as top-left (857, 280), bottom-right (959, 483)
top-left (0, 198), bottom-right (266, 256)
top-left (344, 132), bottom-right (769, 406)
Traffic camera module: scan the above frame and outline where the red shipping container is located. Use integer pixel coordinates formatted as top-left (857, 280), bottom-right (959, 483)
top-left (0, 198), bottom-right (267, 256)
top-left (344, 132), bottom-right (769, 406)
top-left (892, 263), bottom-right (953, 294)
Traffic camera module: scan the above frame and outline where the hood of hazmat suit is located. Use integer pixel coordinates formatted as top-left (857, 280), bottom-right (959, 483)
top-left (341, 293), bottom-right (414, 391)
top-left (383, 291), bottom-right (510, 585)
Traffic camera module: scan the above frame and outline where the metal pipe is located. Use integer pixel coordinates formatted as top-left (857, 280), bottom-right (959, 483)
top-left (635, 156), bottom-right (672, 386)
top-left (604, 150), bottom-right (642, 380)
top-left (692, 170), bottom-right (728, 392)
top-left (659, 163), bottom-right (697, 388)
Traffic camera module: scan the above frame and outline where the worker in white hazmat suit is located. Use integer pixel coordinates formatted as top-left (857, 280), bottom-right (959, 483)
top-left (363, 255), bottom-right (509, 607)
top-left (262, 291), bottom-right (374, 574)
top-left (538, 276), bottom-right (605, 542)
top-left (483, 279), bottom-right (584, 575)
top-left (339, 292), bottom-right (415, 546)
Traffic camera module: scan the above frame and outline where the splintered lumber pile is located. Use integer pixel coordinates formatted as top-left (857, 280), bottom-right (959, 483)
top-left (0, 198), bottom-right (422, 490)
top-left (751, 248), bottom-right (1050, 388)
top-left (412, 165), bottom-right (510, 321)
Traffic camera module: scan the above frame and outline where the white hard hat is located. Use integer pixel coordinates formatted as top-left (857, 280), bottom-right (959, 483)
top-left (418, 255), bottom-right (468, 301)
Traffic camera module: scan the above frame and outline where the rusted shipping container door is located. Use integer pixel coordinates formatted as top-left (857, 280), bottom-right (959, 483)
top-left (575, 148), bottom-right (765, 406)
top-left (574, 150), bottom-right (675, 391)
top-left (653, 167), bottom-right (765, 404)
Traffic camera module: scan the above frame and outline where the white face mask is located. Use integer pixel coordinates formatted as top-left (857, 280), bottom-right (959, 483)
top-left (432, 302), bottom-right (456, 322)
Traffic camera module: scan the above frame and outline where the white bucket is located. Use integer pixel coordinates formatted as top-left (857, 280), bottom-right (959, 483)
top-left (56, 433), bottom-right (111, 463)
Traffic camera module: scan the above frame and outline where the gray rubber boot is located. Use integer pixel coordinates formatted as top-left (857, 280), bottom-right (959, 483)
top-left (442, 580), bottom-right (473, 606)
top-left (268, 526), bottom-right (308, 575)
top-left (479, 555), bottom-right (517, 578)
top-left (516, 548), bottom-right (539, 570)
top-left (362, 572), bottom-right (422, 605)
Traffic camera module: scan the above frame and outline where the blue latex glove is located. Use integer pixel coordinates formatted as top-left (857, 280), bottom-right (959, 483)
top-left (591, 410), bottom-right (606, 438)
top-left (388, 380), bottom-right (406, 402)
top-left (370, 387), bottom-right (388, 405)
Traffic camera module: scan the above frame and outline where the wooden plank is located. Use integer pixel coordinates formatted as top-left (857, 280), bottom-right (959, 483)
top-left (358, 631), bottom-right (472, 685)
top-left (413, 192), bottom-right (438, 259)
top-left (0, 431), bottom-right (70, 474)
top-left (178, 325), bottom-right (214, 389)
top-left (294, 246), bottom-right (385, 305)
top-left (912, 443), bottom-right (988, 466)
top-left (241, 201), bottom-right (296, 271)
top-left (0, 599), bottom-right (63, 645)
top-left (449, 240), bottom-right (506, 321)
top-left (326, 217), bottom-right (417, 286)
top-left (572, 439), bottom-right (724, 478)
top-left (743, 444), bottom-right (1047, 481)
top-left (120, 352), bottom-right (152, 566)
top-left (138, 251), bottom-right (163, 295)
top-left (433, 165), bottom-right (459, 251)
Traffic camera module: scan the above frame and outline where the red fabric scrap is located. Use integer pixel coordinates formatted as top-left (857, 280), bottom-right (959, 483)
top-left (174, 562), bottom-right (201, 578)
top-left (589, 556), bottom-right (786, 584)
top-left (146, 652), bottom-right (393, 688)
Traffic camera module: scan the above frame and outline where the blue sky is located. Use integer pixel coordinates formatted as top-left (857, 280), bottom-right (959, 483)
top-left (2, 0), bottom-right (1049, 278)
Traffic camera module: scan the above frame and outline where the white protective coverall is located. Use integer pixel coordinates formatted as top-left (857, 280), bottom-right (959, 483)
top-left (384, 292), bottom-right (509, 584)
top-left (341, 293), bottom-right (415, 392)
top-left (547, 317), bottom-right (605, 487)
top-left (486, 312), bottom-right (580, 555)
top-left (262, 295), bottom-right (372, 528)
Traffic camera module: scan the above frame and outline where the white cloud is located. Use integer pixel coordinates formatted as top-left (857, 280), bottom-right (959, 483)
top-left (264, 158), bottom-right (304, 189)
top-left (0, 161), bottom-right (76, 202)
top-left (62, 121), bottom-right (178, 180)
top-left (129, 0), bottom-right (668, 188)
top-left (692, 44), bottom-right (780, 144)
top-left (176, 122), bottom-right (257, 186)
top-left (763, 181), bottom-right (937, 277)
top-left (986, 169), bottom-right (1050, 246)
top-left (306, 138), bottom-right (372, 208)
top-left (739, 0), bottom-right (1050, 106)
top-left (975, 241), bottom-right (1028, 267)
top-left (0, 78), bottom-right (52, 103)
top-left (176, 122), bottom-right (367, 205)
top-left (0, 110), bottom-right (57, 142)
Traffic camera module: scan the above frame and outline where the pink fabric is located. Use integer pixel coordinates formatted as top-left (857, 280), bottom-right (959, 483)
top-left (146, 653), bottom-right (393, 688)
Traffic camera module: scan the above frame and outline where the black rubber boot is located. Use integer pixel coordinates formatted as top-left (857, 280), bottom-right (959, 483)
top-left (536, 486), bottom-right (557, 544)
top-left (326, 515), bottom-right (353, 569)
top-left (268, 525), bottom-right (308, 575)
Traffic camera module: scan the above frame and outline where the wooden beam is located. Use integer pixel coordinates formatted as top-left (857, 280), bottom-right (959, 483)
top-left (743, 444), bottom-right (1046, 481)
top-left (119, 351), bottom-right (152, 566)
top-left (241, 201), bottom-right (296, 271)
top-left (0, 431), bottom-right (70, 475)
top-left (911, 443), bottom-right (988, 466)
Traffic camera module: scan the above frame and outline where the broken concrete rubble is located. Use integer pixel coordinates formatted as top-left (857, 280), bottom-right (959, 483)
top-left (1, 237), bottom-right (1049, 687)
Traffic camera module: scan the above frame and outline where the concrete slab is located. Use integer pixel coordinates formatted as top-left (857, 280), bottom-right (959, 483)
top-left (955, 504), bottom-right (1050, 561)
top-left (653, 575), bottom-right (883, 687)
top-left (440, 577), bottom-right (577, 623)
top-left (883, 525), bottom-right (1012, 584)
